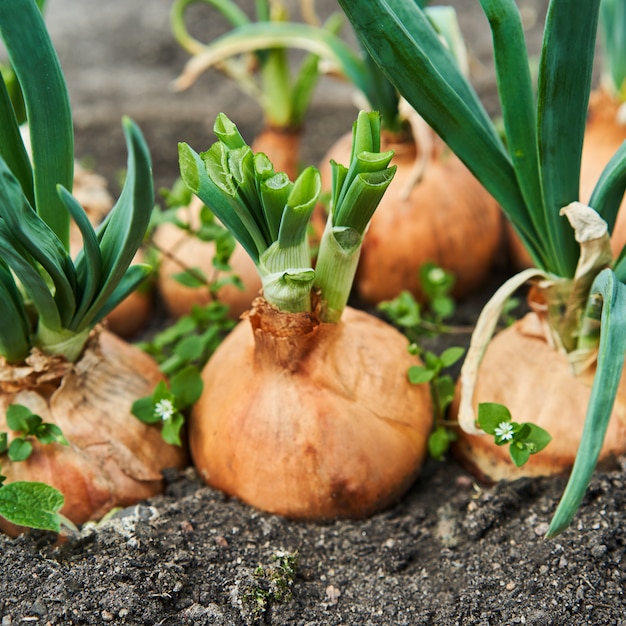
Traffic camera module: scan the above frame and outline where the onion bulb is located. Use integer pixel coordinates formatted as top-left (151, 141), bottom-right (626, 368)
top-left (0, 330), bottom-right (187, 534)
top-left (190, 297), bottom-right (433, 520)
top-left (451, 312), bottom-right (626, 481)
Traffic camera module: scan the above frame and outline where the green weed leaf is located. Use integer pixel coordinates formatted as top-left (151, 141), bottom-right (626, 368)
top-left (6, 404), bottom-right (36, 433)
top-left (131, 395), bottom-right (161, 425)
top-left (477, 402), bottom-right (512, 435)
top-left (509, 441), bottom-right (531, 467)
top-left (8, 438), bottom-right (32, 462)
top-left (428, 426), bottom-right (452, 461)
top-left (408, 365), bottom-right (435, 384)
top-left (439, 346), bottom-right (465, 368)
top-left (169, 365), bottom-right (203, 409)
top-left (35, 423), bottom-right (68, 446)
top-left (0, 481), bottom-right (64, 532)
top-left (173, 269), bottom-right (208, 288)
top-left (521, 423), bottom-right (552, 454)
top-left (161, 412), bottom-right (185, 447)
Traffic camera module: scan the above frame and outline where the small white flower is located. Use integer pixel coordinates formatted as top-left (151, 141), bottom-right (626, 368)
top-left (428, 267), bottom-right (446, 283)
top-left (494, 421), bottom-right (514, 441)
top-left (154, 398), bottom-right (175, 422)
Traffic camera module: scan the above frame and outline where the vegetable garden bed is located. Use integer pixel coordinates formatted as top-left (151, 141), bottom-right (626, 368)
top-left (1, 0), bottom-right (625, 624)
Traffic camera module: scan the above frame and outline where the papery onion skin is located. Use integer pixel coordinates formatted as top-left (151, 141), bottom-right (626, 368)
top-left (451, 312), bottom-right (626, 482)
top-left (315, 131), bottom-right (503, 304)
top-left (0, 330), bottom-right (188, 535)
top-left (190, 297), bottom-right (433, 520)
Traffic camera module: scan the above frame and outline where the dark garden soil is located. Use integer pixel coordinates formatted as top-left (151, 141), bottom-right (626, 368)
top-left (2, 1), bottom-right (626, 624)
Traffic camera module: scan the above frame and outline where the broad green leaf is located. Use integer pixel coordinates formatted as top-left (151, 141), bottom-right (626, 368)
top-left (337, 0), bottom-right (529, 232)
top-left (0, 261), bottom-right (30, 362)
top-left (378, 291), bottom-right (422, 328)
top-left (0, 167), bottom-right (77, 325)
top-left (477, 402), bottom-right (512, 435)
top-left (509, 441), bottom-right (531, 467)
top-left (169, 365), bottom-right (203, 409)
top-left (35, 423), bottom-right (68, 446)
top-left (174, 336), bottom-right (205, 362)
top-left (6, 404), bottom-right (37, 433)
top-left (478, 0), bottom-right (548, 270)
top-left (439, 346), bottom-right (465, 368)
top-left (161, 412), bottom-right (185, 447)
top-left (0, 0), bottom-right (73, 246)
top-left (0, 220), bottom-right (61, 331)
top-left (8, 438), bottom-right (33, 462)
top-left (521, 423), bottom-right (552, 454)
top-left (408, 365), bottom-right (435, 385)
top-left (435, 376), bottom-right (456, 411)
top-left (588, 141), bottom-right (626, 233)
top-left (57, 185), bottom-right (102, 323)
top-left (428, 426), bottom-right (451, 461)
top-left (90, 264), bottom-right (151, 325)
top-left (0, 480), bottom-right (64, 532)
top-left (173, 269), bottom-right (208, 288)
top-left (131, 396), bottom-right (161, 425)
top-left (0, 71), bottom-right (33, 206)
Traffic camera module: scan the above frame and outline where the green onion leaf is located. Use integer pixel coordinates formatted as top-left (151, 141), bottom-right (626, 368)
top-left (0, 260), bottom-right (30, 362)
top-left (547, 269), bottom-right (626, 537)
top-left (0, 0), bottom-right (73, 246)
top-left (74, 117), bottom-right (154, 332)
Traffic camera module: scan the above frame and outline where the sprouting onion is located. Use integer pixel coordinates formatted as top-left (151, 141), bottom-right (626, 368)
top-left (0, 0), bottom-right (186, 534)
top-left (179, 110), bottom-right (395, 318)
top-left (340, 0), bottom-right (626, 536)
top-left (0, 0), bottom-right (153, 363)
top-left (181, 110), bottom-right (433, 520)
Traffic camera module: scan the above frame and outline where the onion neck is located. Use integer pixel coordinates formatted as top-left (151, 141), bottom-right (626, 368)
top-left (247, 297), bottom-right (326, 372)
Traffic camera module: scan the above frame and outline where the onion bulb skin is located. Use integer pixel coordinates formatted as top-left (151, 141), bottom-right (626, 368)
top-left (451, 312), bottom-right (626, 482)
top-left (190, 297), bottom-right (433, 520)
top-left (0, 330), bottom-right (187, 534)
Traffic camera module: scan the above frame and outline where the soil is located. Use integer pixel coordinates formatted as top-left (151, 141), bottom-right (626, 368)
top-left (2, 1), bottom-right (626, 625)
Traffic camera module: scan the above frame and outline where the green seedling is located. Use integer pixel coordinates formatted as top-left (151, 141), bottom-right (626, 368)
top-left (132, 366), bottom-right (202, 446)
top-left (379, 264), bottom-right (464, 460)
top-left (242, 550), bottom-right (298, 622)
top-left (1, 404), bottom-right (68, 462)
top-left (478, 402), bottom-right (552, 468)
top-left (0, 404), bottom-right (72, 532)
